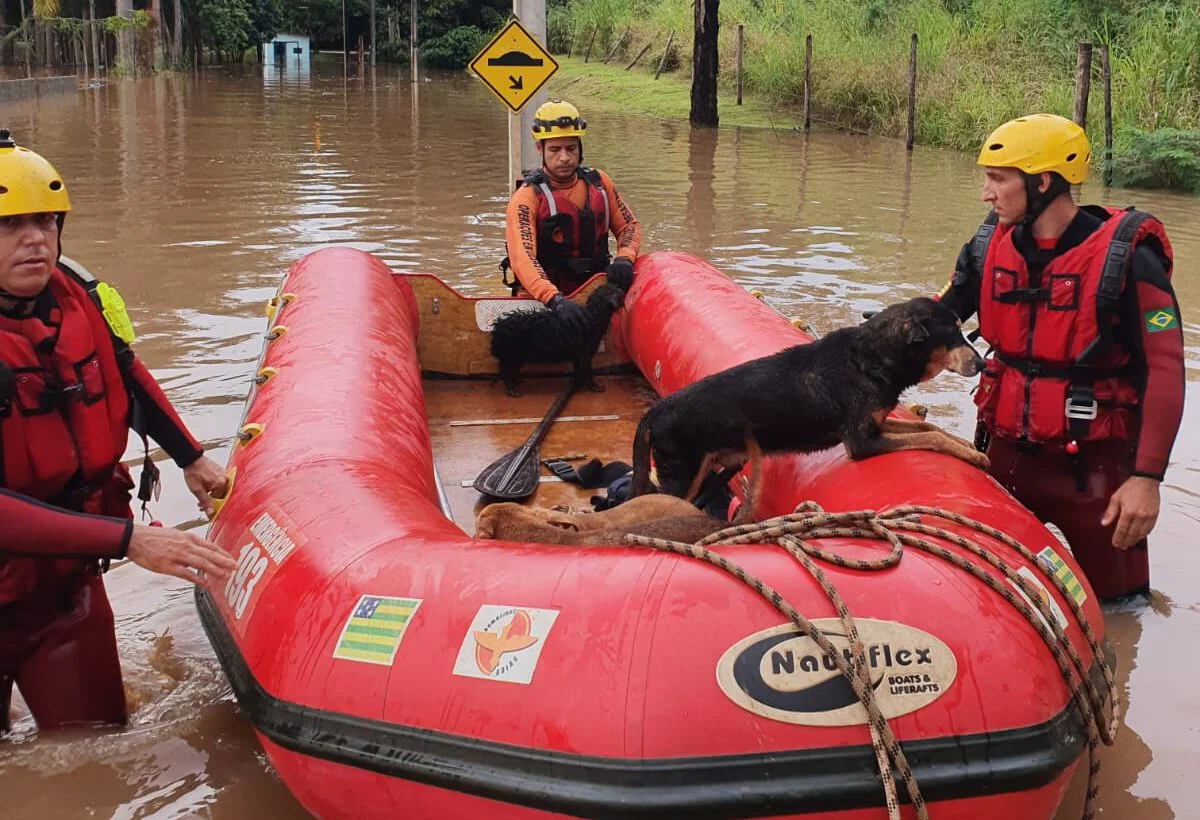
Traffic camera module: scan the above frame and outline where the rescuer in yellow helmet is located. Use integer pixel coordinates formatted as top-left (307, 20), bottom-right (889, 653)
top-left (934, 113), bottom-right (1183, 602)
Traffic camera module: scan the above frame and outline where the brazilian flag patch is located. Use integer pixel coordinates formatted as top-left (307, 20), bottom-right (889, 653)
top-left (1144, 307), bottom-right (1178, 333)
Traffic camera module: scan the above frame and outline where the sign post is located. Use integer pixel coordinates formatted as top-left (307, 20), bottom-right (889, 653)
top-left (469, 8), bottom-right (556, 187)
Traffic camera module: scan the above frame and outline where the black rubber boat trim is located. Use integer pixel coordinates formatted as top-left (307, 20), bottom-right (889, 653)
top-left (196, 588), bottom-right (1092, 819)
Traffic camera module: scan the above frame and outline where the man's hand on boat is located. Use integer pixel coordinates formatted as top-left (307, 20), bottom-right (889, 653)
top-left (1102, 475), bottom-right (1161, 549)
top-left (183, 456), bottom-right (230, 518)
top-left (126, 524), bottom-right (237, 586)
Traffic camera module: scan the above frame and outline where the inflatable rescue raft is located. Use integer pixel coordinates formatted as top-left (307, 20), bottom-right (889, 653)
top-left (198, 248), bottom-right (1114, 819)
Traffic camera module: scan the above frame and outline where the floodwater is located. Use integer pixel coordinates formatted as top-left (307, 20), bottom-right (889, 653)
top-left (2, 64), bottom-right (1198, 819)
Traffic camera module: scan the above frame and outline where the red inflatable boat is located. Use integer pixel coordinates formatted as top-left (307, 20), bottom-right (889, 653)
top-left (198, 247), bottom-right (1114, 819)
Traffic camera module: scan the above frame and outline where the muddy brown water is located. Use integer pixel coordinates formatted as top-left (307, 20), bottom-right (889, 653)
top-left (2, 66), bottom-right (1198, 819)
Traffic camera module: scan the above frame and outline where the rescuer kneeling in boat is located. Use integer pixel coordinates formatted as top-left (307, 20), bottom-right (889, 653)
top-left (0, 131), bottom-right (236, 733)
top-left (937, 113), bottom-right (1184, 601)
top-left (503, 99), bottom-right (642, 339)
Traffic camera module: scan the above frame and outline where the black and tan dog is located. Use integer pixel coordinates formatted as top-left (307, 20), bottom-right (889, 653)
top-left (631, 297), bottom-right (987, 499)
top-left (490, 284), bottom-right (625, 397)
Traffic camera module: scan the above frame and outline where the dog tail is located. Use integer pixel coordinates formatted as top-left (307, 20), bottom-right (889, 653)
top-left (630, 409), bottom-right (655, 498)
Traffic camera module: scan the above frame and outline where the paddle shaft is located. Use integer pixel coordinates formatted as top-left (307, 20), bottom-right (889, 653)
top-left (493, 383), bottom-right (577, 488)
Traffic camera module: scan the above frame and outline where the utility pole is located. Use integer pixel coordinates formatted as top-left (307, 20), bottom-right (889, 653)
top-left (508, 0), bottom-right (546, 187)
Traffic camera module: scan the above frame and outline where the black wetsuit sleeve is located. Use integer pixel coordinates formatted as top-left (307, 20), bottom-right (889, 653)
top-left (936, 240), bottom-right (981, 322)
top-left (125, 355), bottom-right (204, 468)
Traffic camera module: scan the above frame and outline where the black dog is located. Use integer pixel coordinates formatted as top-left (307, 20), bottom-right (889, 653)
top-left (631, 297), bottom-right (987, 499)
top-left (491, 284), bottom-right (626, 397)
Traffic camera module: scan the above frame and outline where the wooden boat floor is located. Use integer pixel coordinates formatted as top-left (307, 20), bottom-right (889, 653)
top-left (424, 375), bottom-right (656, 532)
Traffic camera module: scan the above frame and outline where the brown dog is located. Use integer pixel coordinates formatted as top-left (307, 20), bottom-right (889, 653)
top-left (536, 494), bottom-right (706, 533)
top-left (475, 494), bottom-right (709, 539)
top-left (475, 502), bottom-right (730, 546)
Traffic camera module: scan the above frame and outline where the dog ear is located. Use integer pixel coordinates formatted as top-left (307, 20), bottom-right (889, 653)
top-left (907, 320), bottom-right (931, 345)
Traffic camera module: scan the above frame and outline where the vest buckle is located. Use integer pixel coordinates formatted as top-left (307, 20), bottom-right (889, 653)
top-left (1065, 390), bottom-right (1098, 421)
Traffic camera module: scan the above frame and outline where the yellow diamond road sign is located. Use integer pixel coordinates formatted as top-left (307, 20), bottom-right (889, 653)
top-left (469, 19), bottom-right (559, 113)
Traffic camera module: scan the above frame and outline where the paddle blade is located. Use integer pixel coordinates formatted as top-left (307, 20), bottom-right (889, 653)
top-left (473, 447), bottom-right (541, 500)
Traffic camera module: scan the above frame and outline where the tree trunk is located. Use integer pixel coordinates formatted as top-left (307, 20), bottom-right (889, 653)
top-left (116, 0), bottom-right (134, 75)
top-left (146, 0), bottom-right (161, 70)
top-left (370, 0), bottom-right (376, 67)
top-left (19, 0), bottom-right (30, 77)
top-left (191, 16), bottom-right (201, 71)
top-left (690, 0), bottom-right (719, 127)
top-left (89, 0), bottom-right (99, 72)
top-left (172, 0), bottom-right (182, 66)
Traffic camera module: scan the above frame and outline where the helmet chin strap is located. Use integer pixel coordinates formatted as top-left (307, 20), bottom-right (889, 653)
top-left (1020, 173), bottom-right (1069, 228)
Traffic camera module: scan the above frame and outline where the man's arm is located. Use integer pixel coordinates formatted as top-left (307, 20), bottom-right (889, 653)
top-left (598, 170), bottom-right (641, 262)
top-left (125, 355), bottom-right (204, 468)
top-left (504, 185), bottom-right (558, 303)
top-left (1123, 245), bottom-right (1185, 480)
top-left (0, 488), bottom-right (131, 558)
top-left (936, 241), bottom-right (982, 321)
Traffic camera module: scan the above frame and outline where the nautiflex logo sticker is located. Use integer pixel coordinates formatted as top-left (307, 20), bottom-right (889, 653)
top-left (716, 618), bottom-right (958, 726)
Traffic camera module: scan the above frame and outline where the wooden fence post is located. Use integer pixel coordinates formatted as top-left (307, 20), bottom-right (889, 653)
top-left (603, 29), bottom-right (628, 64)
top-left (626, 41), bottom-right (651, 70)
top-left (583, 27), bottom-right (597, 63)
top-left (1073, 41), bottom-right (1093, 127)
top-left (906, 33), bottom-right (917, 150)
top-left (803, 34), bottom-right (812, 131)
top-left (1100, 43), bottom-right (1113, 186)
top-left (655, 29), bottom-right (674, 79)
top-left (736, 24), bottom-right (744, 105)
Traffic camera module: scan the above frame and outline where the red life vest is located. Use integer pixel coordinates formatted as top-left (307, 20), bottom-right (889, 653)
top-left (0, 266), bottom-right (134, 603)
top-left (973, 206), bottom-right (1173, 443)
top-left (528, 167), bottom-right (612, 294)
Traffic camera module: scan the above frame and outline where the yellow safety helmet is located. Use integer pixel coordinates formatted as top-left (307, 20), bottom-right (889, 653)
top-left (531, 100), bottom-right (587, 141)
top-left (976, 113), bottom-right (1091, 184)
top-left (0, 129), bottom-right (71, 217)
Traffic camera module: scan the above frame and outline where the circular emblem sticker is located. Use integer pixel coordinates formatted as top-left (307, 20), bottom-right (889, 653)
top-left (715, 618), bottom-right (958, 726)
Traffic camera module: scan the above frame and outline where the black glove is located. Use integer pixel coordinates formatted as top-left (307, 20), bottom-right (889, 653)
top-left (606, 257), bottom-right (634, 291)
top-left (548, 293), bottom-right (590, 340)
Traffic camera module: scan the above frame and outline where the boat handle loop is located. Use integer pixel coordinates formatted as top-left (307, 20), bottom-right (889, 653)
top-left (207, 467), bottom-right (237, 521)
top-left (264, 292), bottom-right (296, 322)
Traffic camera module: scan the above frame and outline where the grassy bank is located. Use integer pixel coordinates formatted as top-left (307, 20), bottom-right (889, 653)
top-left (545, 0), bottom-right (1200, 192)
top-left (549, 57), bottom-right (807, 130)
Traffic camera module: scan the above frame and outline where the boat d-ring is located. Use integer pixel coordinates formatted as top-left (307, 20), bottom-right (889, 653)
top-left (266, 325), bottom-right (289, 342)
top-left (254, 367), bottom-right (278, 386)
top-left (207, 467), bottom-right (238, 521)
top-left (236, 422), bottom-right (265, 448)
top-left (265, 292), bottom-right (296, 322)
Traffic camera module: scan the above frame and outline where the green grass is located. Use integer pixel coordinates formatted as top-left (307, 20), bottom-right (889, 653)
top-left (548, 57), bottom-right (808, 131)
top-left (546, 0), bottom-right (1200, 190)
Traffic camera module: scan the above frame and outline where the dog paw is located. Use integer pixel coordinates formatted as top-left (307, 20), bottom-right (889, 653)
top-left (965, 451), bottom-right (990, 470)
top-left (506, 387), bottom-right (523, 398)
